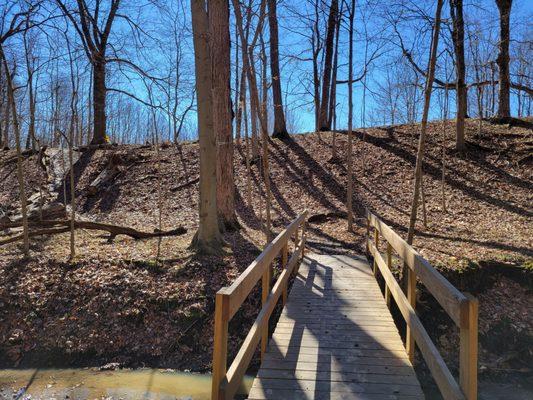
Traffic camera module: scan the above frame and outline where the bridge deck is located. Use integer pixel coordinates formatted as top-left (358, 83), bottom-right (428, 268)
top-left (248, 253), bottom-right (424, 400)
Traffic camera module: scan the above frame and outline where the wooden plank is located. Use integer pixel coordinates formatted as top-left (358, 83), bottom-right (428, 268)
top-left (367, 210), bottom-right (467, 326)
top-left (283, 303), bottom-right (392, 310)
top-left (273, 325), bottom-right (399, 334)
top-left (369, 242), bottom-right (465, 400)
top-left (251, 378), bottom-right (424, 395)
top-left (268, 339), bottom-right (407, 351)
top-left (260, 356), bottom-right (412, 369)
top-left (259, 358), bottom-right (416, 375)
top-left (248, 388), bottom-right (423, 400)
top-left (276, 315), bottom-right (395, 323)
top-left (263, 349), bottom-right (410, 362)
top-left (268, 345), bottom-right (411, 359)
top-left (256, 368), bottom-right (421, 385)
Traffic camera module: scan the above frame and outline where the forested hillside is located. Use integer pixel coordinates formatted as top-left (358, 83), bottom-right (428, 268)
top-left (1, 119), bottom-right (531, 388)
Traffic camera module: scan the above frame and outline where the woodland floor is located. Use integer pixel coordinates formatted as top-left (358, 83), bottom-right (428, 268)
top-left (0, 118), bottom-right (531, 394)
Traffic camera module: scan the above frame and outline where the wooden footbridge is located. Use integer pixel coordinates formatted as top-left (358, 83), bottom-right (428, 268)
top-left (211, 210), bottom-right (478, 400)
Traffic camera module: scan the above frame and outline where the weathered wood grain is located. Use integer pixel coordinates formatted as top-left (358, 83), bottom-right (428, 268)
top-left (249, 254), bottom-right (424, 400)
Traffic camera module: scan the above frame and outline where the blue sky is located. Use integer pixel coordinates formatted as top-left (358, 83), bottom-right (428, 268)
top-left (4, 0), bottom-right (532, 143)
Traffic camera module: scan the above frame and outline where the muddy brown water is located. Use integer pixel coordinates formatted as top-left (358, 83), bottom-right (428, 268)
top-left (0, 368), bottom-right (253, 399)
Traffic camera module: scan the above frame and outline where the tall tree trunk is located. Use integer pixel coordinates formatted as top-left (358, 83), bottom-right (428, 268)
top-left (346, 0), bottom-right (355, 231)
top-left (267, 0), bottom-right (288, 139)
top-left (260, 33), bottom-right (268, 133)
top-left (318, 0), bottom-right (338, 131)
top-left (450, 0), bottom-right (467, 151)
top-left (328, 3), bottom-right (341, 132)
top-left (209, 0), bottom-right (237, 230)
top-left (92, 58), bottom-right (107, 144)
top-left (406, 0), bottom-right (444, 244)
top-left (2, 69), bottom-right (10, 149)
top-left (190, 0), bottom-right (222, 253)
top-left (25, 73), bottom-right (37, 150)
top-left (233, 0), bottom-right (272, 241)
top-left (235, 67), bottom-right (246, 144)
top-left (1, 45), bottom-right (29, 256)
top-left (234, 21), bottom-right (241, 144)
top-left (312, 44), bottom-right (320, 132)
top-left (495, 0), bottom-right (512, 118)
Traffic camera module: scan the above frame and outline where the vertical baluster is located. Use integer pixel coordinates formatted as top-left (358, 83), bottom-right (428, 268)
top-left (373, 228), bottom-right (379, 276)
top-left (211, 291), bottom-right (229, 400)
top-left (260, 261), bottom-right (272, 359)
top-left (406, 268), bottom-right (416, 363)
top-left (282, 242), bottom-right (289, 305)
top-left (460, 293), bottom-right (478, 400)
top-left (385, 243), bottom-right (392, 307)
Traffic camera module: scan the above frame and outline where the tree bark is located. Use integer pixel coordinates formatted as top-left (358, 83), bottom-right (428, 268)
top-left (346, 0), bottom-right (355, 231)
top-left (406, 0), bottom-right (444, 244)
top-left (233, 0), bottom-right (272, 241)
top-left (0, 44), bottom-right (29, 256)
top-left (190, 0), bottom-right (223, 252)
top-left (318, 0), bottom-right (338, 131)
top-left (328, 4), bottom-right (341, 131)
top-left (495, 0), bottom-right (512, 118)
top-left (267, 0), bottom-right (288, 139)
top-left (450, 0), bottom-right (467, 151)
top-left (209, 0), bottom-right (238, 230)
top-left (92, 58), bottom-right (107, 144)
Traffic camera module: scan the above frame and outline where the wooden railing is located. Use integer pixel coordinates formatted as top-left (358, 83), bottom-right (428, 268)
top-left (211, 210), bottom-right (308, 400)
top-left (366, 209), bottom-right (478, 400)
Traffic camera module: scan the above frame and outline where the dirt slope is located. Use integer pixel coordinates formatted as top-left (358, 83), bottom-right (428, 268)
top-left (0, 118), bottom-right (531, 383)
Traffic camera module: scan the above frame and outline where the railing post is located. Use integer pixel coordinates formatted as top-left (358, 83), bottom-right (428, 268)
top-left (260, 261), bottom-right (272, 359)
top-left (211, 291), bottom-right (230, 400)
top-left (365, 213), bottom-right (370, 255)
top-left (301, 220), bottom-right (307, 260)
top-left (373, 228), bottom-right (379, 276)
top-left (460, 293), bottom-right (478, 400)
top-left (385, 243), bottom-right (392, 308)
top-left (282, 242), bottom-right (289, 305)
top-left (406, 268), bottom-right (416, 363)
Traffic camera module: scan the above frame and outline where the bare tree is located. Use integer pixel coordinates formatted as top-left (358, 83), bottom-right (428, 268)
top-left (407, 0), bottom-right (444, 244)
top-left (190, 0), bottom-right (223, 253)
top-left (55, 0), bottom-right (121, 144)
top-left (346, 0), bottom-right (355, 231)
top-left (267, 0), bottom-right (288, 139)
top-left (233, 0), bottom-right (273, 241)
top-left (450, 0), bottom-right (467, 151)
top-left (495, 0), bottom-right (512, 118)
top-left (209, 0), bottom-right (238, 230)
top-left (0, 44), bottom-right (29, 256)
top-left (318, 0), bottom-right (338, 131)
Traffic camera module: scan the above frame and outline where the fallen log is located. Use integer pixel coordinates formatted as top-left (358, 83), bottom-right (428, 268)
top-left (1, 227), bottom-right (70, 245)
top-left (170, 177), bottom-right (199, 192)
top-left (0, 219), bottom-right (187, 245)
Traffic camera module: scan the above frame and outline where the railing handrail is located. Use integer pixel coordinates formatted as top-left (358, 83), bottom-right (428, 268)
top-left (367, 209), bottom-right (468, 326)
top-left (366, 208), bottom-right (478, 400)
top-left (211, 210), bottom-right (308, 400)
